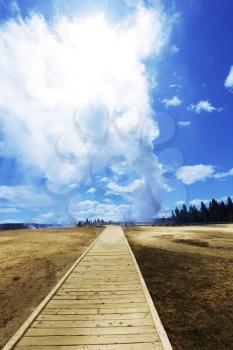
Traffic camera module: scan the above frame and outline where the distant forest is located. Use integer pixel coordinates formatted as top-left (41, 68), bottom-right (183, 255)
top-left (165, 197), bottom-right (233, 225)
top-left (76, 219), bottom-right (114, 227)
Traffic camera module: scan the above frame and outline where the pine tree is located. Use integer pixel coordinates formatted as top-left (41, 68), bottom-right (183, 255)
top-left (219, 201), bottom-right (227, 222)
top-left (171, 211), bottom-right (176, 224)
top-left (227, 196), bottom-right (233, 222)
top-left (181, 204), bottom-right (188, 223)
top-left (200, 201), bottom-right (209, 223)
top-left (209, 199), bottom-right (219, 222)
top-left (193, 205), bottom-right (200, 223)
top-left (175, 207), bottom-right (181, 224)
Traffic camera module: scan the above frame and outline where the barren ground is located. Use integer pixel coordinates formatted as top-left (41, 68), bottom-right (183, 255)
top-left (125, 224), bottom-right (233, 350)
top-left (0, 226), bottom-right (102, 348)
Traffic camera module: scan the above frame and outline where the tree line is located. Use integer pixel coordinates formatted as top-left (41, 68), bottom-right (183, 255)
top-left (76, 218), bottom-right (116, 227)
top-left (168, 197), bottom-right (233, 225)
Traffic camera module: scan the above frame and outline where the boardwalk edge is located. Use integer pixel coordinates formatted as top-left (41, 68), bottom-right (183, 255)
top-left (2, 227), bottom-right (106, 350)
top-left (122, 226), bottom-right (173, 350)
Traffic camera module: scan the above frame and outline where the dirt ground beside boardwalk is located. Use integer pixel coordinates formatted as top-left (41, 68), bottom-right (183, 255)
top-left (0, 226), bottom-right (102, 348)
top-left (125, 224), bottom-right (233, 350)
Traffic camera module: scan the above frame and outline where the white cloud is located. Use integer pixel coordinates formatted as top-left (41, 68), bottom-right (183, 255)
top-left (176, 165), bottom-right (233, 185)
top-left (175, 200), bottom-right (186, 206)
top-left (189, 100), bottom-right (218, 113)
top-left (0, 185), bottom-right (57, 222)
top-left (214, 168), bottom-right (233, 179)
top-left (189, 199), bottom-right (209, 206)
top-left (0, 8), bottom-right (165, 175)
top-left (224, 66), bottom-right (233, 90)
top-left (9, 1), bottom-right (21, 16)
top-left (99, 177), bottom-right (108, 182)
top-left (0, 186), bottom-right (52, 208)
top-left (86, 187), bottom-right (96, 193)
top-left (176, 164), bottom-right (215, 185)
top-left (0, 6), bottom-right (170, 222)
top-left (161, 183), bottom-right (174, 193)
top-left (68, 199), bottom-right (131, 222)
top-left (32, 212), bottom-right (56, 223)
top-left (162, 96), bottom-right (181, 107)
top-left (178, 121), bottom-right (191, 127)
top-left (106, 179), bottom-right (143, 195)
top-left (157, 207), bottom-right (171, 218)
top-left (170, 45), bottom-right (180, 54)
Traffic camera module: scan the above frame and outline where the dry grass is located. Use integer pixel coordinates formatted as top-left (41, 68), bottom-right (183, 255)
top-left (125, 224), bottom-right (233, 350)
top-left (0, 226), bottom-right (103, 348)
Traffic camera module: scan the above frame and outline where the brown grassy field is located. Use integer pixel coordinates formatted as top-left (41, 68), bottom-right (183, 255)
top-left (125, 224), bottom-right (233, 350)
top-left (0, 226), bottom-right (102, 348)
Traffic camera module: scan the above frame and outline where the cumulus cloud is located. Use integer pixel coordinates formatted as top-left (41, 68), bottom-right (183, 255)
top-left (189, 100), bottom-right (218, 113)
top-left (176, 164), bottom-right (215, 185)
top-left (0, 5), bottom-right (170, 222)
top-left (178, 121), bottom-right (191, 127)
top-left (162, 96), bottom-right (181, 107)
top-left (68, 198), bottom-right (131, 222)
top-left (224, 66), bottom-right (233, 90)
top-left (107, 179), bottom-right (143, 195)
top-left (0, 184), bottom-right (80, 223)
top-left (176, 164), bottom-right (233, 185)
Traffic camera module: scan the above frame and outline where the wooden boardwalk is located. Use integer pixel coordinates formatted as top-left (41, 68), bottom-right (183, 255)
top-left (3, 226), bottom-right (172, 350)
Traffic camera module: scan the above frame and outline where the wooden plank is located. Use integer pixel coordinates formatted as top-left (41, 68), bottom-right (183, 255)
top-left (79, 260), bottom-right (132, 263)
top-left (46, 302), bottom-right (147, 309)
top-left (65, 279), bottom-right (138, 283)
top-left (54, 294), bottom-right (144, 299)
top-left (59, 287), bottom-right (142, 292)
top-left (16, 343), bottom-right (163, 350)
top-left (64, 281), bottom-right (138, 285)
top-left (52, 297), bottom-right (145, 302)
top-left (67, 275), bottom-right (138, 278)
top-left (73, 269), bottom-right (134, 272)
top-left (32, 318), bottom-right (154, 328)
top-left (59, 284), bottom-right (142, 289)
top-left (26, 326), bottom-right (156, 336)
top-left (71, 273), bottom-right (138, 276)
top-left (37, 312), bottom-right (152, 321)
top-left (41, 306), bottom-right (149, 314)
top-left (56, 290), bottom-right (143, 295)
top-left (17, 334), bottom-right (159, 346)
top-left (55, 290), bottom-right (144, 295)
top-left (63, 283), bottom-right (141, 287)
top-left (76, 263), bottom-right (133, 266)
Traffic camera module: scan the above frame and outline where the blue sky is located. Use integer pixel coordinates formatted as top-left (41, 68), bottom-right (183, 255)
top-left (0, 0), bottom-right (232, 223)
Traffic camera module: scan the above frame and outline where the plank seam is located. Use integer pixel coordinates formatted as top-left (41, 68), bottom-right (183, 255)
top-left (2, 227), bottom-right (106, 350)
top-left (122, 226), bottom-right (173, 350)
